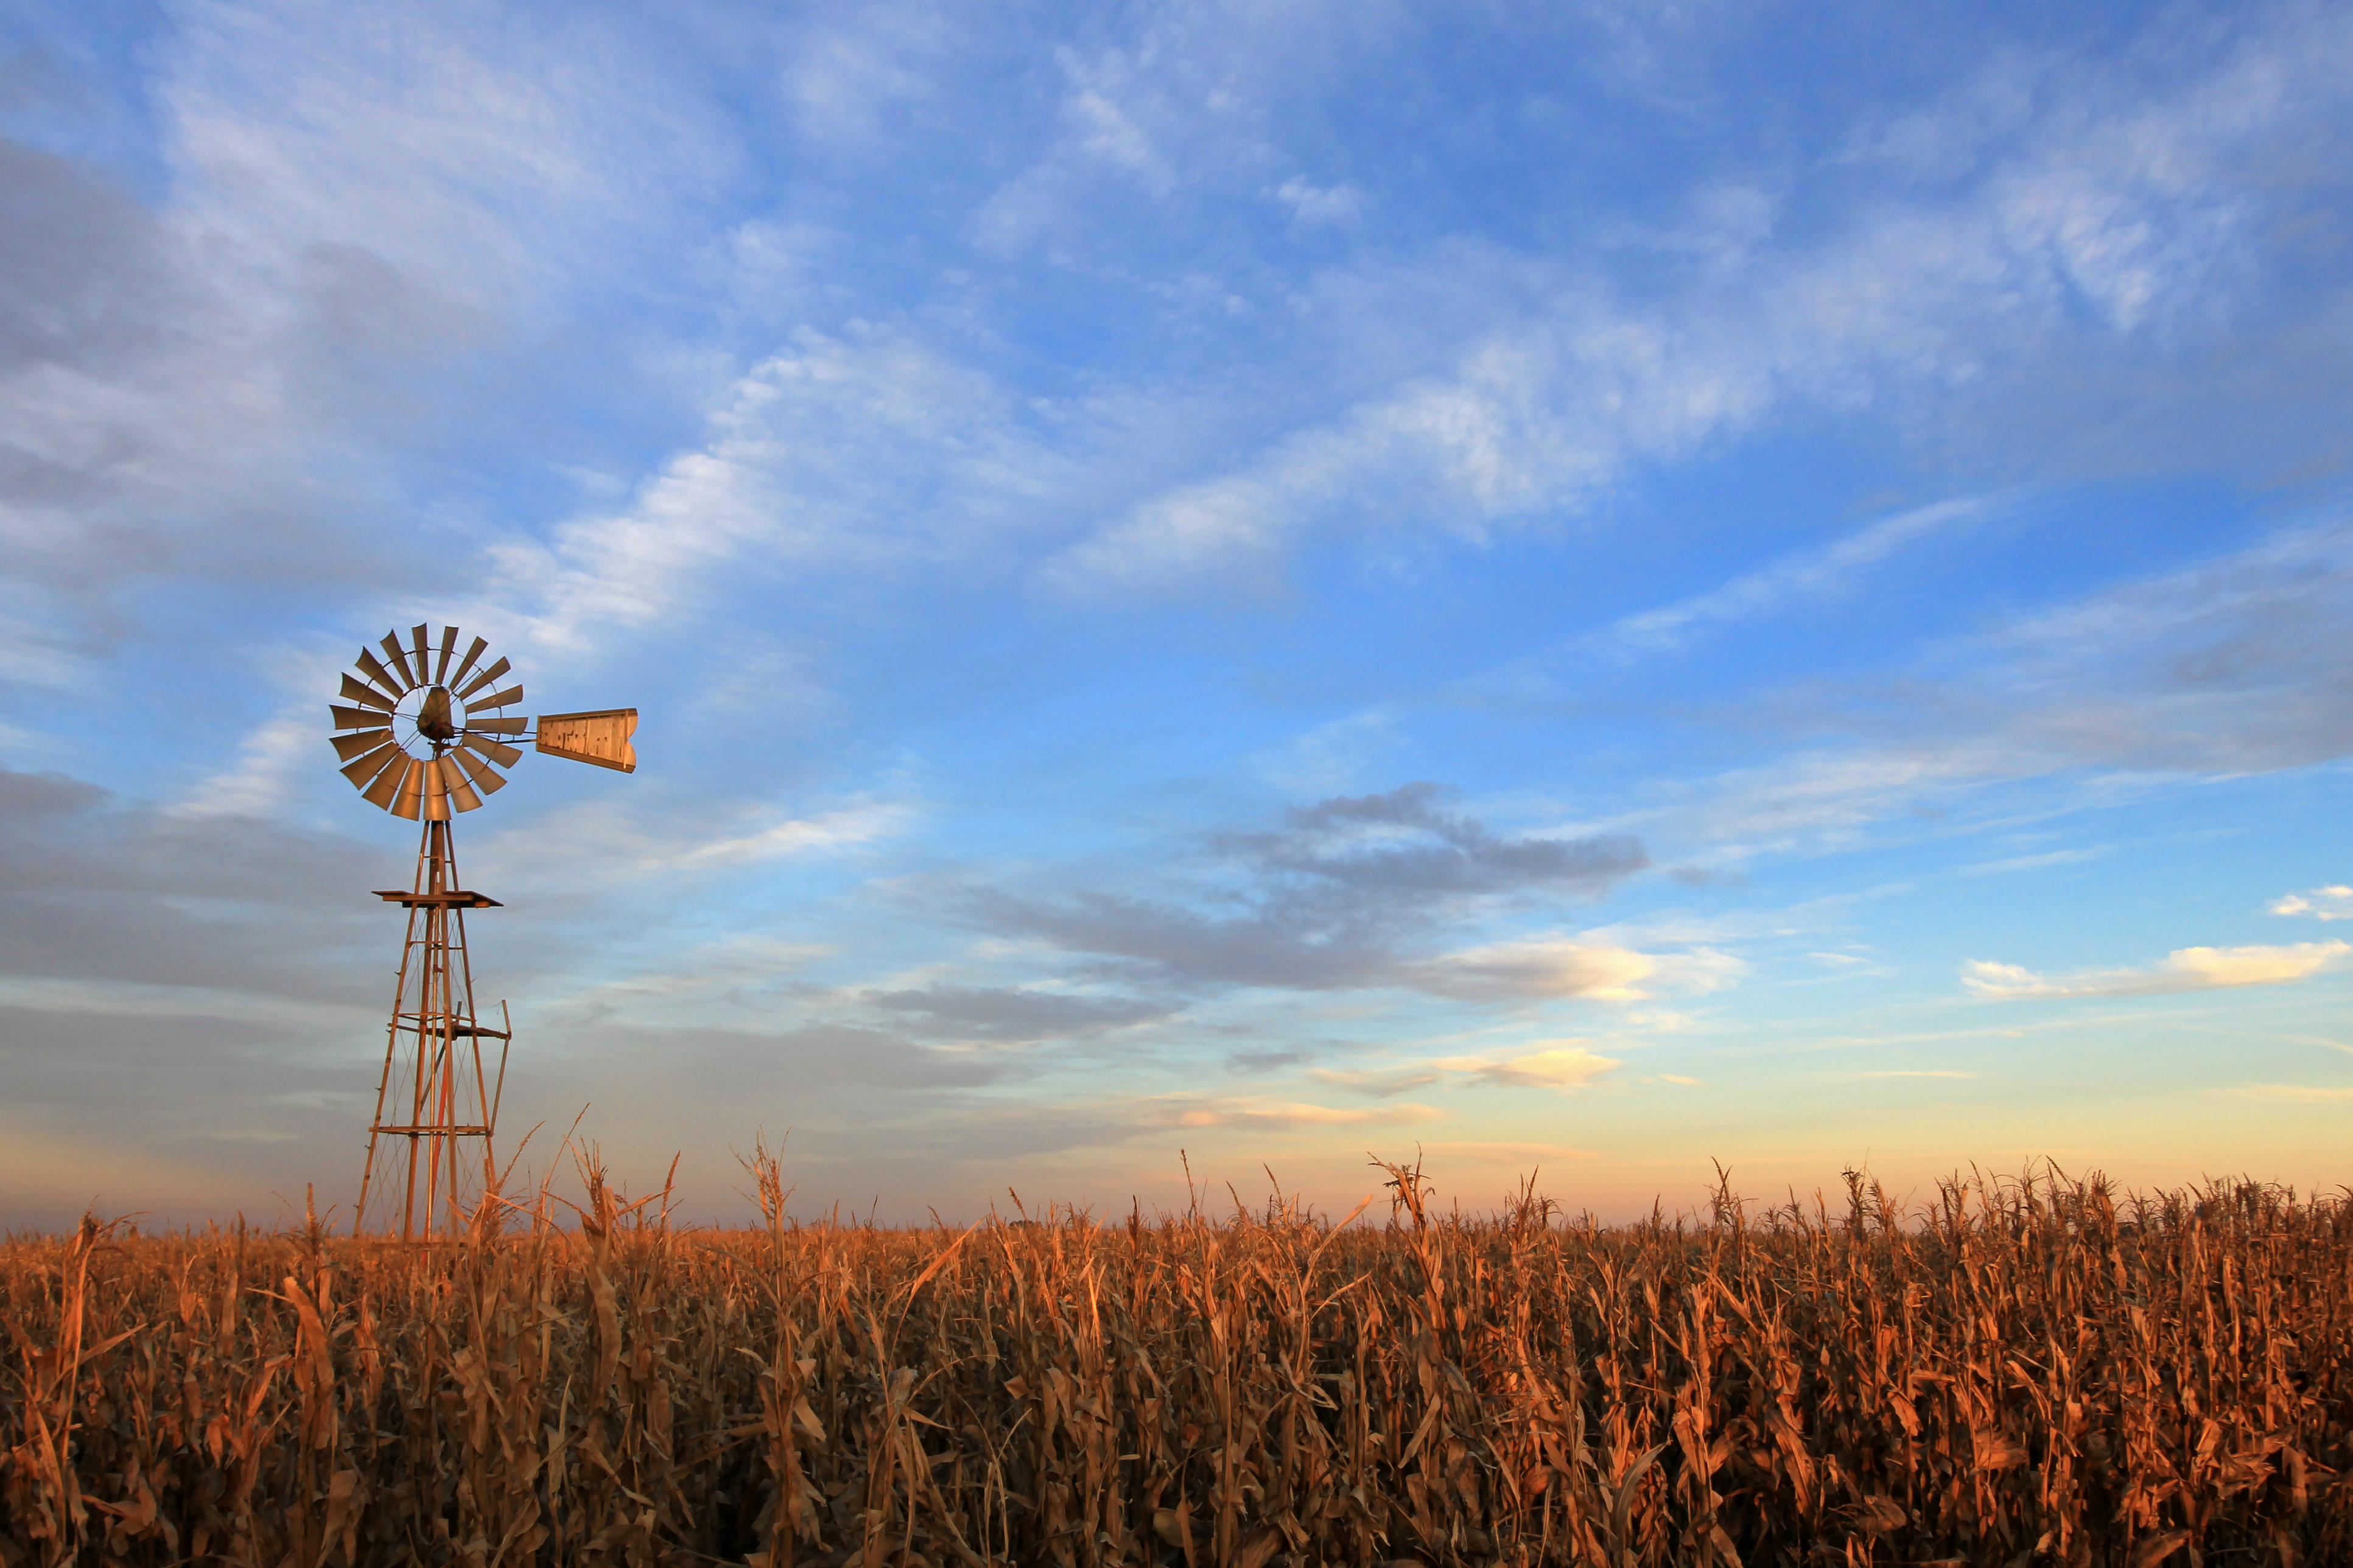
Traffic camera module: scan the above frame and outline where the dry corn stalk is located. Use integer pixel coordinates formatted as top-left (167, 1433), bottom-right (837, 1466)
top-left (1, 1163), bottom-right (2349, 1567)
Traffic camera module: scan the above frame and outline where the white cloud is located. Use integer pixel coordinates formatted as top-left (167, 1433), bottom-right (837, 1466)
top-left (1155, 1096), bottom-right (1442, 1130)
top-left (1411, 936), bottom-right (1655, 1001)
top-left (1433, 1046), bottom-right (1622, 1091)
top-left (1274, 177), bottom-right (1362, 223)
top-left (171, 710), bottom-right (320, 819)
top-left (474, 794), bottom-right (914, 891)
top-left (0, 610), bottom-right (89, 694)
top-left (1310, 1066), bottom-right (1442, 1099)
top-left (1256, 710), bottom-right (1403, 794)
top-left (1042, 300), bottom-right (1745, 592)
top-left (2271, 886), bottom-right (2353, 921)
top-left (970, 42), bottom-right (1187, 251)
top-left (1409, 935), bottom-right (1744, 1002)
top-left (781, 5), bottom-right (950, 145)
top-left (1964, 940), bottom-right (2351, 999)
top-left (1063, 70), bottom-right (1166, 185)
top-left (672, 805), bottom-right (911, 868)
top-left (172, 639), bottom-right (357, 818)
top-left (1317, 1043), bottom-right (1623, 1096)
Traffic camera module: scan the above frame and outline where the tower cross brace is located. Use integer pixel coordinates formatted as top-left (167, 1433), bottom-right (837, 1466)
top-left (356, 816), bottom-right (508, 1241)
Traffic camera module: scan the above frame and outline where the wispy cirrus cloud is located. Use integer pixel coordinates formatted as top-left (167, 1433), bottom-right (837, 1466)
top-left (1963, 942), bottom-right (2351, 999)
top-left (472, 793), bottom-right (913, 893)
top-left (1963, 847), bottom-right (2111, 877)
top-left (2228, 1084), bottom-right (2353, 1103)
top-left (1555, 496), bottom-right (2004, 668)
top-left (1588, 509), bottom-right (2353, 870)
top-left (479, 326), bottom-right (1075, 654)
top-left (16, 0), bottom-right (2353, 660)
top-left (1039, 5), bottom-right (2353, 595)
top-left (163, 0), bottom-right (745, 315)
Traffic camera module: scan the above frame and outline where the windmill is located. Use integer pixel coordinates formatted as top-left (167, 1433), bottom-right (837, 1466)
top-left (329, 623), bottom-right (636, 1240)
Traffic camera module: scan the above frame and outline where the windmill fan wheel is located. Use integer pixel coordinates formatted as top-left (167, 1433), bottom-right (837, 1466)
top-left (328, 623), bottom-right (525, 820)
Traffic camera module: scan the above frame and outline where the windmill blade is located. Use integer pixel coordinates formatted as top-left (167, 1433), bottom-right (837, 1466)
top-left (444, 759), bottom-right (484, 813)
top-left (339, 674), bottom-right (397, 712)
top-left (452, 746), bottom-right (508, 795)
top-left (355, 648), bottom-right (409, 698)
top-left (419, 756), bottom-right (452, 820)
top-left (380, 632), bottom-right (418, 687)
top-left (393, 758), bottom-right (429, 820)
top-left (433, 625), bottom-right (458, 684)
top-left (535, 709), bottom-right (638, 774)
top-left (366, 756), bottom-right (416, 811)
top-left (472, 684), bottom-right (524, 710)
top-left (466, 716), bottom-right (527, 735)
top-left (410, 625), bottom-right (432, 681)
top-left (332, 703), bottom-right (392, 731)
top-left (447, 635), bottom-right (488, 690)
top-left (340, 741), bottom-right (404, 789)
top-left (462, 733), bottom-right (523, 768)
top-left (331, 727), bottom-right (393, 761)
top-left (457, 657), bottom-right (511, 700)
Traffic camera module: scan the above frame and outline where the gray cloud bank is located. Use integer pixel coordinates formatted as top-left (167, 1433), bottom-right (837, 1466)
top-left (0, 766), bottom-right (398, 997)
top-left (861, 984), bottom-right (1178, 1043)
top-left (968, 783), bottom-right (1647, 994)
top-left (1230, 782), bottom-right (1647, 896)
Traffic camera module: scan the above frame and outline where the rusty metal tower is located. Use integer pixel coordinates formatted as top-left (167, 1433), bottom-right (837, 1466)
top-left (328, 623), bottom-right (637, 1239)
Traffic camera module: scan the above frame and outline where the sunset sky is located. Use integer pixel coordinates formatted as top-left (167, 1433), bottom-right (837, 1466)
top-left (5, 0), bottom-right (2353, 1229)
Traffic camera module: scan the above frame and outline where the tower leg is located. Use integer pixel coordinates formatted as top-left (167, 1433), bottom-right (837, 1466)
top-left (357, 813), bottom-right (504, 1239)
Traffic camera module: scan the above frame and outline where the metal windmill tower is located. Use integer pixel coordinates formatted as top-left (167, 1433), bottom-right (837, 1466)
top-left (328, 623), bottom-right (636, 1240)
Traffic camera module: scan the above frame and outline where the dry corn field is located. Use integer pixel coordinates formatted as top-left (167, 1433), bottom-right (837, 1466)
top-left (4, 1160), bottom-right (2351, 1568)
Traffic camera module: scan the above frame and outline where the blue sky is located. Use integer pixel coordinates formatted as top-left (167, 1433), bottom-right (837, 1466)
top-left (5, 0), bottom-right (2353, 1227)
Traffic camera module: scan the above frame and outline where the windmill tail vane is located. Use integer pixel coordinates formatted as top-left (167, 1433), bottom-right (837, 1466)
top-left (328, 622), bottom-right (637, 1240)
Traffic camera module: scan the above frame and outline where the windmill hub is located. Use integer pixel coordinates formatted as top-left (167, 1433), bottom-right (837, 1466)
top-left (328, 622), bottom-right (638, 1239)
top-left (413, 686), bottom-right (460, 743)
